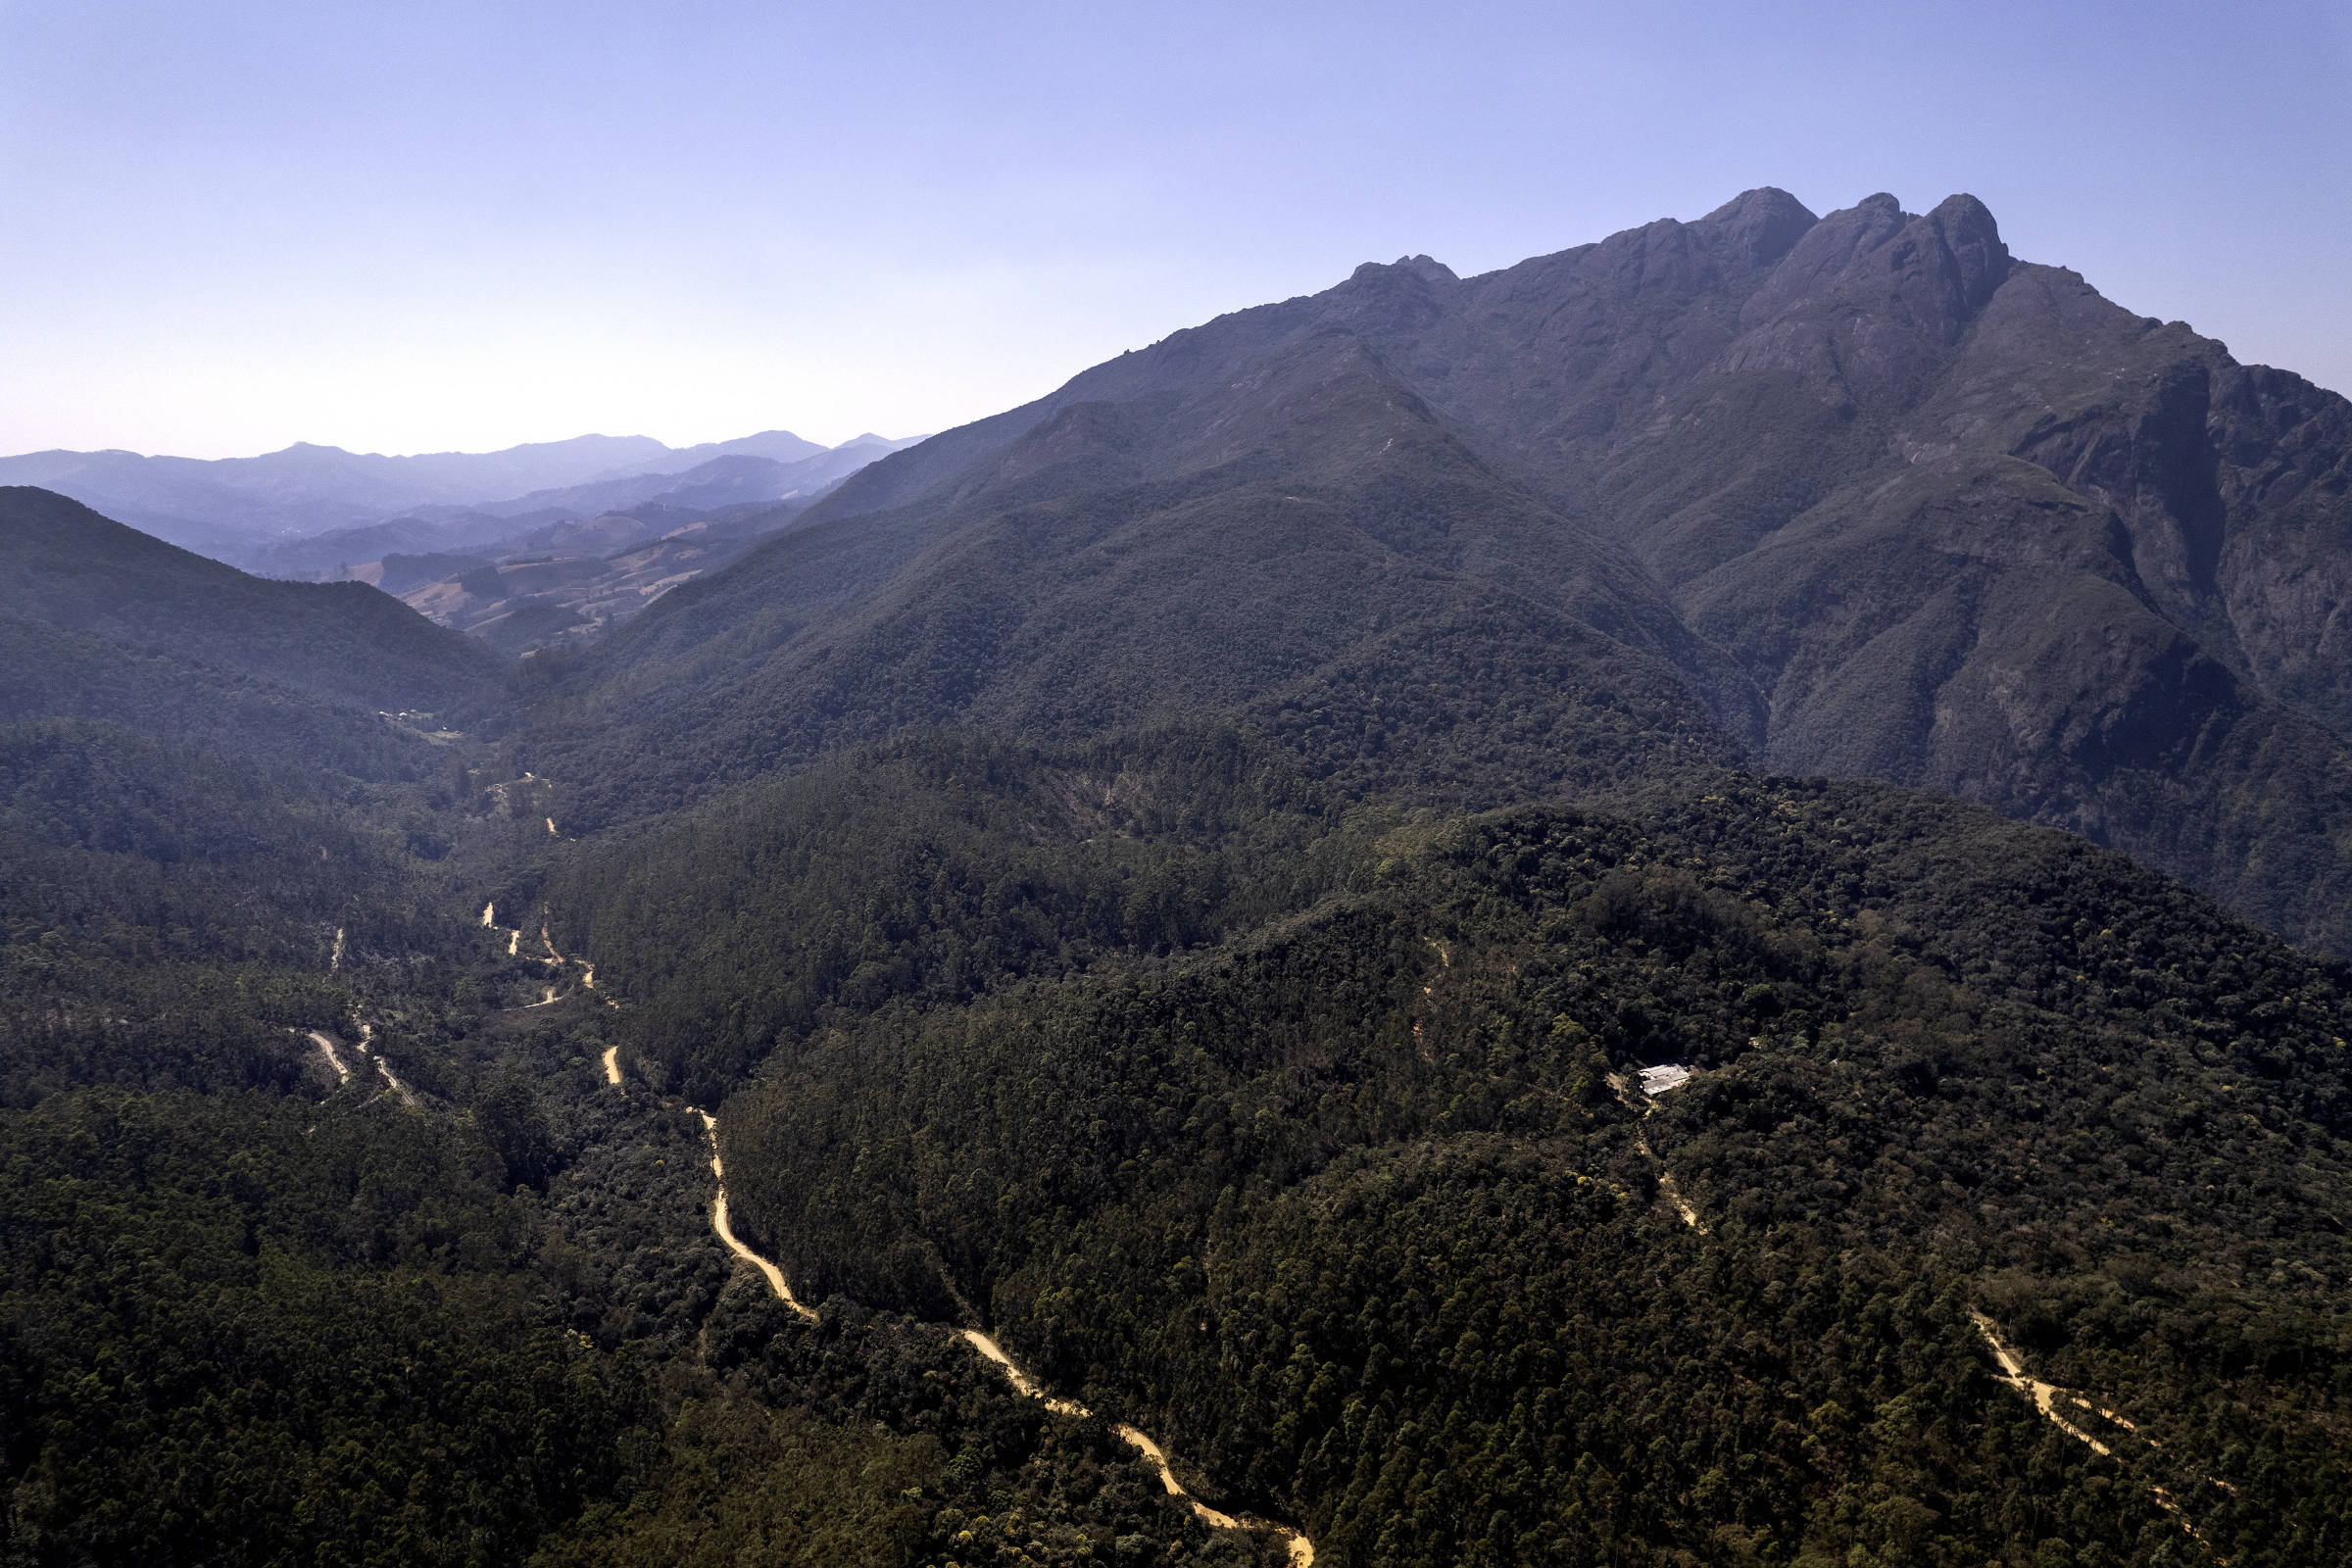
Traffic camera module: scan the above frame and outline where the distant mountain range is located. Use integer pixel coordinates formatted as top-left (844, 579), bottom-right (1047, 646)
top-left (0, 428), bottom-right (920, 571)
top-left (235, 435), bottom-right (920, 584)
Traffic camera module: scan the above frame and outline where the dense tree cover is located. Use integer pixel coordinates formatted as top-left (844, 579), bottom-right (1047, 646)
top-left (0, 712), bottom-right (439, 1109)
top-left (0, 1087), bottom-right (648, 1567)
top-left (530, 1389), bottom-right (939, 1568)
top-left (0, 493), bottom-right (1023, 1567)
top-left (0, 703), bottom-right (546, 1110)
top-left (1246, 594), bottom-right (1730, 808)
top-left (15, 466), bottom-right (2352, 1568)
top-left (1, 936), bottom-right (1213, 1568)
top-left (695, 1286), bottom-right (1286, 1568)
top-left (0, 766), bottom-right (1281, 1568)
top-left (0, 487), bottom-right (502, 717)
top-left (547, 729), bottom-right (1374, 1105)
top-left (710, 777), bottom-right (2351, 1566)
top-left (0, 626), bottom-right (649, 1563)
top-left (0, 620), bottom-right (460, 787)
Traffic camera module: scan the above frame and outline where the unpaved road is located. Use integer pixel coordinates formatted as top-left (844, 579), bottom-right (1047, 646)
top-left (1970, 1311), bottom-right (2113, 1455)
top-left (649, 1083), bottom-right (1314, 1563)
top-left (351, 1022), bottom-right (419, 1108)
top-left (697, 1110), bottom-right (816, 1322)
top-left (1650, 1157), bottom-right (1702, 1231)
top-left (306, 1030), bottom-right (351, 1085)
top-left (1607, 1073), bottom-right (1704, 1231)
top-left (956, 1329), bottom-right (1313, 1562)
top-left (569, 914), bottom-right (1315, 1563)
top-left (1970, 1310), bottom-right (2226, 1540)
top-left (303, 1025), bottom-right (416, 1108)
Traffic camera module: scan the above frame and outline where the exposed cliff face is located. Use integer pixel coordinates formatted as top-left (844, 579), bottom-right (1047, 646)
top-left (540, 188), bottom-right (2352, 955)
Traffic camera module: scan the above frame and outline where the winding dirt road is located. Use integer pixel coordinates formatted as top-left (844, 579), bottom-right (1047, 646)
top-left (302, 1024), bottom-right (416, 1107)
top-left (695, 1111), bottom-right (816, 1322)
top-left (525, 894), bottom-right (1316, 1565)
top-left (603, 1047), bottom-right (1314, 1562)
top-left (306, 1029), bottom-right (351, 1085)
top-left (1970, 1310), bottom-right (2226, 1542)
top-left (481, 903), bottom-right (617, 1009)
top-left (958, 1330), bottom-right (1314, 1564)
top-left (350, 1021), bottom-right (419, 1107)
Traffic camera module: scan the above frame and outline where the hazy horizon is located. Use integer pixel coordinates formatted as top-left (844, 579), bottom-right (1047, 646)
top-left (1, 427), bottom-right (909, 464)
top-left (7, 0), bottom-right (2348, 460)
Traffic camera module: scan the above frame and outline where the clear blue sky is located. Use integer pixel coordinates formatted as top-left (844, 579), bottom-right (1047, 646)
top-left (4, 0), bottom-right (2347, 458)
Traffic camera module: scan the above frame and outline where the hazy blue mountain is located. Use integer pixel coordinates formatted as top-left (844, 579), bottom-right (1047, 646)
top-left (445, 441), bottom-right (913, 523)
top-left (0, 434), bottom-right (671, 550)
top-left (0, 429), bottom-right (906, 563)
top-left (612, 427), bottom-right (831, 475)
top-left (197, 433), bottom-right (673, 509)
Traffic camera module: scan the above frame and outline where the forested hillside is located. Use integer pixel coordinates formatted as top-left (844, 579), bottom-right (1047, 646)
top-left (0, 502), bottom-right (1350, 1568)
top-left (0, 487), bottom-right (500, 716)
top-left (519, 190), bottom-right (2352, 959)
top-left (0, 501), bottom-right (652, 1566)
top-left (627, 769), bottom-right (2349, 1567)
top-left (10, 181), bottom-right (2352, 1568)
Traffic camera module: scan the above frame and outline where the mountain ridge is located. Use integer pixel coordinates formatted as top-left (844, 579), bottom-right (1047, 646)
top-left (524, 186), bottom-right (2352, 959)
top-left (7, 187), bottom-right (2352, 1568)
top-left (0, 428), bottom-right (915, 565)
top-left (0, 485), bottom-right (501, 719)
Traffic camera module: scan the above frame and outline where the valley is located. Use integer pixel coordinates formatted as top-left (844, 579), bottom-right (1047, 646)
top-left (6, 186), bottom-right (2352, 1568)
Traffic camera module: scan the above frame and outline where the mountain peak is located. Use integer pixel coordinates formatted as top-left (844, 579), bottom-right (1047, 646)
top-left (1918, 191), bottom-right (2011, 316)
top-left (1346, 253), bottom-right (1457, 286)
top-left (1697, 186), bottom-right (1820, 268)
top-left (1335, 255), bottom-right (1458, 332)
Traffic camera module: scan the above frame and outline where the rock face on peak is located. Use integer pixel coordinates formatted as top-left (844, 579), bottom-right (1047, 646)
top-left (1699, 185), bottom-right (1819, 261)
top-left (537, 189), bottom-right (2352, 956)
top-left (1393, 253), bottom-right (1460, 284)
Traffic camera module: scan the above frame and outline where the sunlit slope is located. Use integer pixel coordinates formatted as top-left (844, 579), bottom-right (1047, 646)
top-left (527, 308), bottom-right (1737, 828)
top-left (529, 189), bottom-right (2352, 956)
